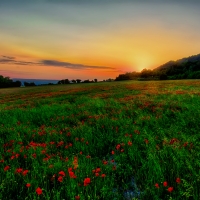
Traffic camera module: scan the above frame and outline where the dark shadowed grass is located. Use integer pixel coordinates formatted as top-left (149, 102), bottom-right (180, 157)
top-left (0, 80), bottom-right (200, 199)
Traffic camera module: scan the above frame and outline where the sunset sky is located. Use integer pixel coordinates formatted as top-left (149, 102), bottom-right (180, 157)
top-left (0, 0), bottom-right (200, 81)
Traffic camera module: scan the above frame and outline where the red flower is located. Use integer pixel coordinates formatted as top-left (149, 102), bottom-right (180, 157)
top-left (75, 196), bottom-right (80, 200)
top-left (95, 173), bottom-right (99, 177)
top-left (168, 187), bottom-right (173, 192)
top-left (83, 178), bottom-right (91, 186)
top-left (163, 181), bottom-right (168, 187)
top-left (4, 166), bottom-right (10, 171)
top-left (22, 169), bottom-right (29, 176)
top-left (26, 183), bottom-right (31, 188)
top-left (116, 144), bottom-right (120, 150)
top-left (155, 183), bottom-right (159, 188)
top-left (111, 150), bottom-right (115, 155)
top-left (101, 174), bottom-right (106, 178)
top-left (36, 187), bottom-right (42, 195)
top-left (15, 168), bottom-right (23, 174)
top-left (69, 171), bottom-right (77, 178)
top-left (176, 177), bottom-right (181, 184)
top-left (32, 153), bottom-right (36, 158)
top-left (59, 171), bottom-right (66, 177)
top-left (95, 168), bottom-right (101, 173)
top-left (128, 141), bottom-right (132, 146)
top-left (58, 176), bottom-right (63, 182)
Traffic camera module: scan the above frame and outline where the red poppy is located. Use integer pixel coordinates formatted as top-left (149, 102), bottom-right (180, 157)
top-left (168, 187), bottom-right (173, 192)
top-left (128, 141), bottom-right (132, 146)
top-left (75, 196), bottom-right (80, 200)
top-left (69, 171), bottom-right (77, 178)
top-left (15, 168), bottom-right (23, 174)
top-left (59, 171), bottom-right (66, 177)
top-left (26, 183), bottom-right (31, 188)
top-left (22, 169), bottom-right (29, 176)
top-left (36, 187), bottom-right (42, 195)
top-left (111, 150), bottom-right (115, 155)
top-left (4, 166), bottom-right (10, 171)
top-left (95, 173), bottom-right (99, 177)
top-left (58, 176), bottom-right (63, 182)
top-left (116, 144), bottom-right (120, 150)
top-left (101, 174), bottom-right (106, 178)
top-left (83, 178), bottom-right (91, 186)
top-left (155, 183), bottom-right (159, 188)
top-left (163, 181), bottom-right (168, 187)
top-left (176, 177), bottom-right (181, 184)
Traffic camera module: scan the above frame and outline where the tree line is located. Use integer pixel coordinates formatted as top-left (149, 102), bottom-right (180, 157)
top-left (115, 54), bottom-right (200, 81)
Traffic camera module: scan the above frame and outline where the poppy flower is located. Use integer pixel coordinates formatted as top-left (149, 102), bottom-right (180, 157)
top-left (4, 166), bottom-right (10, 171)
top-left (176, 177), bottom-right (181, 184)
top-left (128, 141), bottom-right (132, 146)
top-left (83, 178), bottom-right (91, 186)
top-left (101, 174), bottom-right (106, 178)
top-left (168, 187), bottom-right (173, 192)
top-left (59, 171), bottom-right (66, 177)
top-left (163, 181), bottom-right (168, 187)
top-left (26, 183), bottom-right (31, 188)
top-left (15, 168), bottom-right (23, 174)
top-left (58, 176), bottom-right (63, 182)
top-left (36, 187), bottom-right (42, 195)
top-left (155, 183), bottom-right (159, 188)
top-left (69, 171), bottom-right (77, 178)
top-left (111, 151), bottom-right (115, 155)
top-left (22, 170), bottom-right (29, 176)
top-left (75, 196), bottom-right (80, 200)
top-left (95, 173), bottom-right (99, 177)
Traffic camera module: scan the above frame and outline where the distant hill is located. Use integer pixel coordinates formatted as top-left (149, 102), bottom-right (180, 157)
top-left (115, 53), bottom-right (200, 81)
top-left (152, 54), bottom-right (200, 79)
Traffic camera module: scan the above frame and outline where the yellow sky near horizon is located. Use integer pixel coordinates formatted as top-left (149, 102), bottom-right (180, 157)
top-left (0, 1), bottom-right (200, 80)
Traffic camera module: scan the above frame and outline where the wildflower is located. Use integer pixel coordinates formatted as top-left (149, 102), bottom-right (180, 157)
top-left (4, 166), bottom-right (10, 171)
top-left (69, 171), bottom-right (77, 179)
top-left (75, 196), bottom-right (80, 200)
top-left (101, 174), bottom-right (106, 178)
top-left (116, 144), bottom-right (120, 150)
top-left (163, 181), bottom-right (168, 187)
top-left (59, 171), bottom-right (66, 177)
top-left (36, 187), bottom-right (42, 195)
top-left (26, 183), bottom-right (31, 188)
top-left (128, 141), bottom-right (132, 146)
top-left (58, 176), bottom-right (63, 182)
top-left (176, 177), bottom-right (181, 184)
top-left (22, 170), bottom-right (29, 176)
top-left (155, 183), bottom-right (159, 188)
top-left (15, 168), bottom-right (23, 174)
top-left (32, 153), bottom-right (36, 158)
top-left (168, 187), bottom-right (173, 192)
top-left (144, 139), bottom-right (149, 144)
top-left (111, 150), bottom-right (115, 155)
top-left (83, 178), bottom-right (91, 186)
top-left (95, 173), bottom-right (99, 177)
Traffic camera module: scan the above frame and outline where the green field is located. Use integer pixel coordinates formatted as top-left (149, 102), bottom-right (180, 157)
top-left (0, 80), bottom-right (200, 200)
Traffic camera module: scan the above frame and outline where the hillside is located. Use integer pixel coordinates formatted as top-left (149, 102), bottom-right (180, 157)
top-left (115, 53), bottom-right (200, 81)
top-left (153, 54), bottom-right (200, 79)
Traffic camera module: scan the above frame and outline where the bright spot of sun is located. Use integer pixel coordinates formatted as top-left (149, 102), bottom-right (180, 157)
top-left (133, 54), bottom-right (154, 72)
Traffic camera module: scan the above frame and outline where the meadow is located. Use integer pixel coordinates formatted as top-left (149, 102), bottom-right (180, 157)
top-left (0, 80), bottom-right (200, 200)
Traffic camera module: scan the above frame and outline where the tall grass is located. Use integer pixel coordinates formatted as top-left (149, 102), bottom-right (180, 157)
top-left (0, 80), bottom-right (200, 199)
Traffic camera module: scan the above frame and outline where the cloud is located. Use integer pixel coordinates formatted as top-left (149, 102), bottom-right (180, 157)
top-left (0, 55), bottom-right (114, 70)
top-left (41, 60), bottom-right (115, 70)
top-left (0, 56), bottom-right (40, 65)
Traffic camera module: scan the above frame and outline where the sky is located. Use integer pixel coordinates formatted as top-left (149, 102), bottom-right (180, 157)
top-left (0, 0), bottom-right (200, 81)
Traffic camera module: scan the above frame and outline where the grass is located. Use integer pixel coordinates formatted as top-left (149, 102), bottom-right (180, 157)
top-left (0, 80), bottom-right (200, 200)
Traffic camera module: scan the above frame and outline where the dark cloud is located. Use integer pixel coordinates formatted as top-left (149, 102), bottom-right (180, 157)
top-left (41, 60), bottom-right (115, 70)
top-left (0, 56), bottom-right (40, 66)
top-left (0, 56), bottom-right (114, 70)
